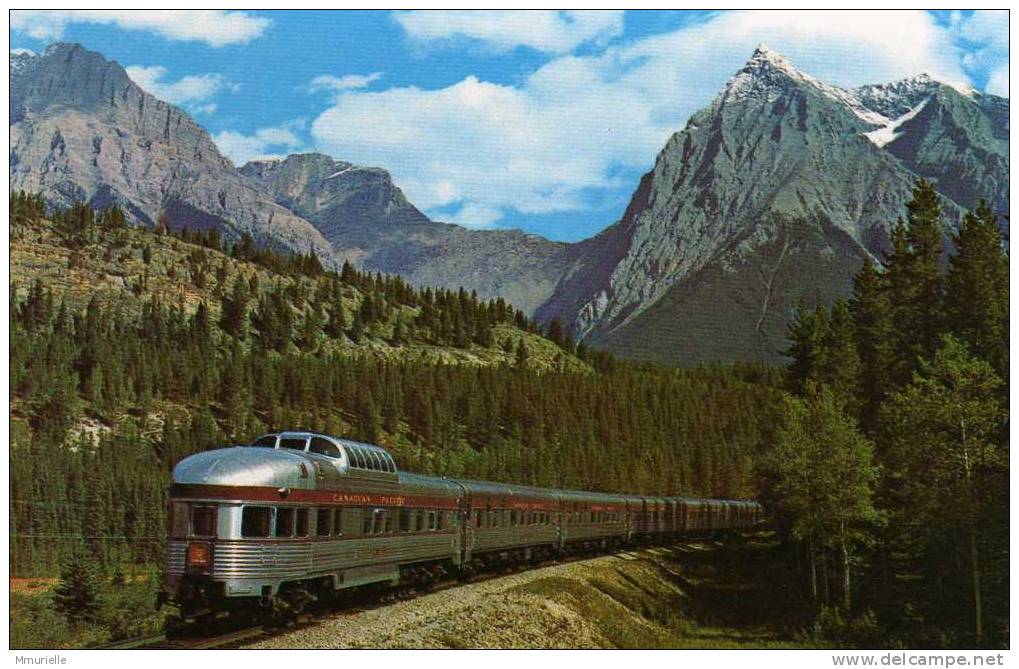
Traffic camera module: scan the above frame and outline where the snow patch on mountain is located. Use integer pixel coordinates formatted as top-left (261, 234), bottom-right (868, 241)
top-left (864, 97), bottom-right (931, 147)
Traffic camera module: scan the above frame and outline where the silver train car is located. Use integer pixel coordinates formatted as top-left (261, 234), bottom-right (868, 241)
top-left (163, 431), bottom-right (763, 618)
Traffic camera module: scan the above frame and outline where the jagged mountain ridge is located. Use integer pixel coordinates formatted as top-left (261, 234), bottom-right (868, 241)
top-left (534, 45), bottom-right (1008, 365)
top-left (239, 152), bottom-right (576, 315)
top-left (10, 43), bottom-right (336, 261)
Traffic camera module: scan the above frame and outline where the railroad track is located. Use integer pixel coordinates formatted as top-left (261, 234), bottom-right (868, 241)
top-left (96, 626), bottom-right (269, 650)
top-left (97, 543), bottom-right (711, 650)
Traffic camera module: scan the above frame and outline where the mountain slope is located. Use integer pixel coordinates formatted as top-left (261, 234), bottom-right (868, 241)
top-left (535, 46), bottom-right (1008, 365)
top-left (10, 43), bottom-right (336, 262)
top-left (241, 153), bottom-right (577, 315)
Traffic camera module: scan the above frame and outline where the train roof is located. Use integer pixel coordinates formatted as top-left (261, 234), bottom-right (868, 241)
top-left (248, 432), bottom-right (398, 479)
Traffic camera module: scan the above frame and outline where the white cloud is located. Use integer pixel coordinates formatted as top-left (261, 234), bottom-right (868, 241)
top-left (447, 203), bottom-right (504, 230)
top-left (394, 10), bottom-right (624, 54)
top-left (950, 10), bottom-right (1009, 97)
top-left (11, 10), bottom-right (269, 47)
top-left (125, 65), bottom-right (236, 110)
top-left (985, 65), bottom-right (1008, 97)
top-left (191, 103), bottom-right (218, 116)
top-left (313, 10), bottom-right (984, 230)
top-left (213, 124), bottom-right (305, 166)
top-left (309, 72), bottom-right (384, 93)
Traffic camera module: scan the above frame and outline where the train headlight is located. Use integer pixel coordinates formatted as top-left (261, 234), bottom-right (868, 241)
top-left (187, 541), bottom-right (212, 572)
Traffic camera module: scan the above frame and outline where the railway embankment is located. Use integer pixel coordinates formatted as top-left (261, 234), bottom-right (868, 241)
top-left (248, 533), bottom-right (808, 649)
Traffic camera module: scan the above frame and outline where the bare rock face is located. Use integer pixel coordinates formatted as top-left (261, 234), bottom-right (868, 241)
top-left (10, 43), bottom-right (335, 261)
top-left (535, 45), bottom-right (1008, 365)
top-left (241, 152), bottom-right (576, 316)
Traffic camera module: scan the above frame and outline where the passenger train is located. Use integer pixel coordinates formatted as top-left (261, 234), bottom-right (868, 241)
top-left (162, 431), bottom-right (763, 619)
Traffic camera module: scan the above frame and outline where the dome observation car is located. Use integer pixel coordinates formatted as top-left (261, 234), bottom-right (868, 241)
top-left (247, 432), bottom-right (398, 475)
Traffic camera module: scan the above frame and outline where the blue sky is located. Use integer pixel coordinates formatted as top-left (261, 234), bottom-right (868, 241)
top-left (10, 10), bottom-right (1009, 241)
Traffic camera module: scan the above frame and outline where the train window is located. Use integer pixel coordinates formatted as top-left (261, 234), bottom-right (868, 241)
top-left (280, 437), bottom-right (308, 452)
top-left (416, 511), bottom-right (425, 532)
top-left (250, 435), bottom-right (278, 448)
top-left (296, 508), bottom-right (309, 537)
top-left (170, 502), bottom-right (189, 537)
top-left (400, 508), bottom-right (412, 532)
top-left (242, 506), bottom-right (272, 538)
top-left (490, 511), bottom-right (499, 528)
top-left (474, 510), bottom-right (482, 528)
top-left (310, 437), bottom-right (341, 458)
top-left (436, 511), bottom-right (445, 530)
top-left (191, 505), bottom-right (216, 537)
top-left (316, 508), bottom-right (333, 536)
top-left (383, 509), bottom-right (393, 534)
top-left (353, 448), bottom-right (367, 469)
top-left (334, 509), bottom-right (343, 535)
top-left (276, 508), bottom-right (295, 537)
top-left (427, 512), bottom-right (436, 531)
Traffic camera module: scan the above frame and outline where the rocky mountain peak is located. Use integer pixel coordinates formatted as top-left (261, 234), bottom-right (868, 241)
top-left (723, 43), bottom-right (805, 98)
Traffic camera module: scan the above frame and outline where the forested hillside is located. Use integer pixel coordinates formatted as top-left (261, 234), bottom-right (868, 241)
top-left (9, 192), bottom-right (784, 575)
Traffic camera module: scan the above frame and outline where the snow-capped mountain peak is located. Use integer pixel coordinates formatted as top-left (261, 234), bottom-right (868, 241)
top-left (723, 46), bottom-right (891, 126)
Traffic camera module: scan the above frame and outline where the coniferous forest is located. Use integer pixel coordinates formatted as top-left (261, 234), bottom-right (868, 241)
top-left (8, 180), bottom-right (1009, 648)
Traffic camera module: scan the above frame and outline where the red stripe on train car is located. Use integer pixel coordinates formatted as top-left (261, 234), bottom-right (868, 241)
top-left (170, 484), bottom-right (461, 509)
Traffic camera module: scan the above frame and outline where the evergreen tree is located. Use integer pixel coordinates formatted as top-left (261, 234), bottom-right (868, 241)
top-left (849, 259), bottom-right (895, 433)
top-left (905, 180), bottom-right (946, 358)
top-left (52, 556), bottom-right (100, 624)
top-left (815, 301), bottom-right (861, 414)
top-left (944, 201), bottom-right (1009, 381)
top-left (325, 300), bottom-right (347, 339)
top-left (886, 180), bottom-right (945, 386)
top-left (784, 301), bottom-right (827, 395)
top-left (514, 339), bottom-right (529, 368)
top-left (220, 277), bottom-right (250, 340)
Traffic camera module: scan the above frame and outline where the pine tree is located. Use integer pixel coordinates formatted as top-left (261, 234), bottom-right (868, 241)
top-left (299, 308), bottom-right (323, 352)
top-left (886, 179), bottom-right (945, 386)
top-left (816, 300), bottom-right (861, 415)
top-left (905, 179), bottom-right (946, 358)
top-left (849, 259), bottom-right (895, 433)
top-left (52, 556), bottom-right (100, 624)
top-left (514, 339), bottom-right (529, 368)
top-left (945, 201), bottom-right (1008, 381)
top-left (325, 300), bottom-right (347, 339)
top-left (784, 301), bottom-right (827, 395)
top-left (220, 277), bottom-right (250, 340)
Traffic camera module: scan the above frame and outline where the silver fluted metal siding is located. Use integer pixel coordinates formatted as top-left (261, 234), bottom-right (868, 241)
top-left (469, 525), bottom-right (559, 555)
top-left (563, 521), bottom-right (627, 542)
top-left (165, 540), bottom-right (187, 576)
top-left (166, 532), bottom-right (459, 595)
top-left (212, 541), bottom-right (314, 580)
